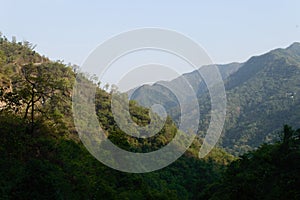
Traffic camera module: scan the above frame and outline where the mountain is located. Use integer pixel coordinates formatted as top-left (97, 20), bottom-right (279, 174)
top-left (128, 62), bottom-right (242, 122)
top-left (0, 34), bottom-right (235, 199)
top-left (1, 33), bottom-right (299, 199)
top-left (222, 42), bottom-right (300, 154)
top-left (129, 42), bottom-right (300, 155)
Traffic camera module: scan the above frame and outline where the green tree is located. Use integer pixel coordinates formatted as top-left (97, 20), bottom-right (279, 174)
top-left (202, 125), bottom-right (300, 200)
top-left (2, 62), bottom-right (73, 133)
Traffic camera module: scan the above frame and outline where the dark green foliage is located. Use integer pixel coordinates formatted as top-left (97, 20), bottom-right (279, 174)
top-left (202, 125), bottom-right (300, 200)
top-left (0, 34), bottom-right (234, 199)
top-left (0, 111), bottom-right (232, 199)
top-left (1, 33), bottom-right (298, 200)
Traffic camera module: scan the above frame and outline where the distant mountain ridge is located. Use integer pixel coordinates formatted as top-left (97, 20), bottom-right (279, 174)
top-left (222, 42), bottom-right (300, 154)
top-left (128, 62), bottom-right (242, 120)
top-left (129, 62), bottom-right (242, 97)
top-left (129, 42), bottom-right (300, 155)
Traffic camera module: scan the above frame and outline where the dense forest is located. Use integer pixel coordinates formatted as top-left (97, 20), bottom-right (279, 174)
top-left (0, 34), bottom-right (299, 199)
top-left (130, 42), bottom-right (300, 155)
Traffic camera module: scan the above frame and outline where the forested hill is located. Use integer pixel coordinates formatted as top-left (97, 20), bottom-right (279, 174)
top-left (129, 42), bottom-right (300, 155)
top-left (0, 34), bottom-right (234, 199)
top-left (222, 42), bottom-right (300, 154)
top-left (1, 34), bottom-right (299, 199)
top-left (128, 62), bottom-right (242, 114)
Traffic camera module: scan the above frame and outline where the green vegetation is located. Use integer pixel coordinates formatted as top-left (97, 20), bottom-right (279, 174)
top-left (0, 34), bottom-right (234, 199)
top-left (130, 43), bottom-right (300, 155)
top-left (0, 34), bottom-right (299, 199)
top-left (222, 43), bottom-right (300, 154)
top-left (201, 125), bottom-right (300, 200)
top-left (1, 111), bottom-right (233, 199)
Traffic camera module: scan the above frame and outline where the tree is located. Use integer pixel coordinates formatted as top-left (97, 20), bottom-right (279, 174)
top-left (3, 62), bottom-right (74, 133)
top-left (201, 125), bottom-right (300, 199)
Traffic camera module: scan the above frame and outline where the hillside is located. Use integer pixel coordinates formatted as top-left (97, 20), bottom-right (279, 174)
top-left (129, 62), bottom-right (242, 123)
top-left (129, 43), bottom-right (300, 155)
top-left (202, 125), bottom-right (300, 200)
top-left (223, 42), bottom-right (300, 154)
top-left (0, 34), bottom-right (235, 199)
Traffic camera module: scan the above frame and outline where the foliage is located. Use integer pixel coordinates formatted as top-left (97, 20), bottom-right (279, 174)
top-left (1, 33), bottom-right (299, 199)
top-left (0, 34), bottom-right (234, 199)
top-left (129, 42), bottom-right (300, 156)
top-left (201, 125), bottom-right (300, 200)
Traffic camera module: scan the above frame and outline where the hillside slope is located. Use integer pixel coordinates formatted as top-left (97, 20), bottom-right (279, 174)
top-left (128, 43), bottom-right (300, 155)
top-left (129, 62), bottom-right (242, 123)
top-left (0, 34), bottom-right (234, 199)
top-left (222, 42), bottom-right (300, 154)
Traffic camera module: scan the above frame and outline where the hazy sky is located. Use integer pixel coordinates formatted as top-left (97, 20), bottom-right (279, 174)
top-left (1, 1), bottom-right (299, 86)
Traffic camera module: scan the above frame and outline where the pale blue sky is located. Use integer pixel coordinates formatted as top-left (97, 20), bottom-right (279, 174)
top-left (1, 0), bottom-right (299, 85)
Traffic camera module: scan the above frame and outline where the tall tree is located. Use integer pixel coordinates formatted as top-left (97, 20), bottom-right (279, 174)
top-left (2, 62), bottom-right (74, 133)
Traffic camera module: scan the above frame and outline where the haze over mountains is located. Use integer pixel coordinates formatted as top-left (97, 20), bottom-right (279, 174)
top-left (129, 42), bottom-right (300, 155)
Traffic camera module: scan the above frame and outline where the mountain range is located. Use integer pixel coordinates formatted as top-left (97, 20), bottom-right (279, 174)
top-left (129, 42), bottom-right (300, 155)
top-left (0, 34), bottom-right (299, 199)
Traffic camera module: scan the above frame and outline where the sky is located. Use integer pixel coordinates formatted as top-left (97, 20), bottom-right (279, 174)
top-left (1, 0), bottom-right (299, 88)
